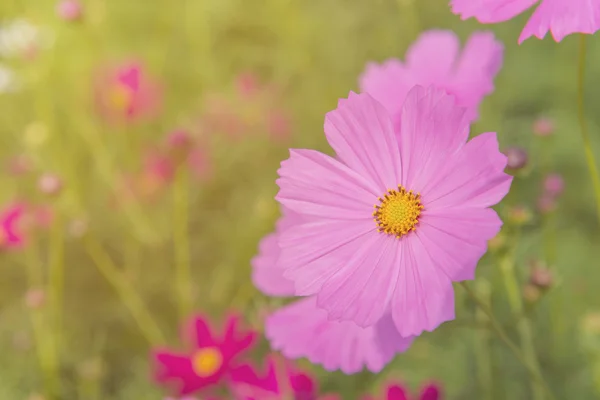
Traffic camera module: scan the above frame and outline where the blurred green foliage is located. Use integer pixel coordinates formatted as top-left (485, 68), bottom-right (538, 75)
top-left (0, 0), bottom-right (600, 399)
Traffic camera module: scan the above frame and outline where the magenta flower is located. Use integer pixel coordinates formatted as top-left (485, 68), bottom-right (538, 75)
top-left (0, 204), bottom-right (25, 249)
top-left (360, 30), bottom-right (502, 126)
top-left (364, 382), bottom-right (441, 400)
top-left (152, 314), bottom-right (257, 396)
top-left (274, 86), bottom-right (511, 337)
top-left (450, 0), bottom-right (600, 43)
top-left (94, 60), bottom-right (162, 124)
top-left (232, 356), bottom-right (340, 400)
top-left (252, 210), bottom-right (414, 373)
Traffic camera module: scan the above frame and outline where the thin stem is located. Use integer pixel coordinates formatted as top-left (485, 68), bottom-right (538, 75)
top-left (473, 281), bottom-right (494, 400)
top-left (459, 282), bottom-right (555, 400)
top-left (84, 237), bottom-right (165, 345)
top-left (47, 212), bottom-right (65, 362)
top-left (577, 34), bottom-right (600, 225)
top-left (173, 167), bottom-right (193, 320)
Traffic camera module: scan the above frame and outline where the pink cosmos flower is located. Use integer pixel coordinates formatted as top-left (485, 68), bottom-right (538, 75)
top-left (153, 314), bottom-right (257, 396)
top-left (252, 210), bottom-right (414, 374)
top-left (0, 204), bottom-right (26, 249)
top-left (231, 356), bottom-right (340, 400)
top-left (274, 86), bottom-right (512, 337)
top-left (364, 382), bottom-right (442, 400)
top-left (94, 60), bottom-right (162, 124)
top-left (450, 0), bottom-right (600, 43)
top-left (360, 30), bottom-right (502, 126)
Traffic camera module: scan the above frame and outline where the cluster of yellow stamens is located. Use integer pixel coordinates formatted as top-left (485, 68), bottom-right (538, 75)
top-left (191, 347), bottom-right (223, 377)
top-left (373, 185), bottom-right (423, 238)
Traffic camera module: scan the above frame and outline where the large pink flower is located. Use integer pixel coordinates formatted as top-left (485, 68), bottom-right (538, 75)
top-left (450, 0), bottom-right (600, 43)
top-left (274, 86), bottom-right (512, 337)
top-left (360, 30), bottom-right (502, 126)
top-left (152, 314), bottom-right (257, 396)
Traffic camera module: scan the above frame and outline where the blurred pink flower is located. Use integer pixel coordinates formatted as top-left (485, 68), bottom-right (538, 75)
top-left (364, 382), bottom-right (442, 400)
top-left (152, 314), bottom-right (257, 397)
top-left (273, 87), bottom-right (511, 337)
top-left (231, 356), bottom-right (340, 400)
top-left (236, 72), bottom-right (260, 99)
top-left (503, 146), bottom-right (528, 170)
top-left (537, 195), bottom-right (557, 214)
top-left (533, 117), bottom-right (554, 137)
top-left (94, 60), bottom-right (162, 124)
top-left (38, 173), bottom-right (63, 196)
top-left (0, 204), bottom-right (26, 249)
top-left (24, 288), bottom-right (46, 309)
top-left (450, 0), bottom-right (600, 43)
top-left (360, 30), bottom-right (503, 126)
top-left (6, 155), bottom-right (33, 176)
top-left (543, 173), bottom-right (564, 197)
top-left (57, 0), bottom-right (83, 21)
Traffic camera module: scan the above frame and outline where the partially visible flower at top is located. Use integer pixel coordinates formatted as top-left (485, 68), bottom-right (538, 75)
top-left (252, 209), bottom-right (414, 374)
top-left (274, 86), bottom-right (511, 337)
top-left (0, 19), bottom-right (53, 59)
top-left (363, 382), bottom-right (442, 400)
top-left (503, 146), bottom-right (528, 171)
top-left (93, 60), bottom-right (162, 124)
top-left (57, 0), bottom-right (83, 21)
top-left (0, 64), bottom-right (19, 93)
top-left (543, 173), bottom-right (564, 197)
top-left (360, 30), bottom-right (503, 126)
top-left (152, 314), bottom-right (257, 396)
top-left (0, 203), bottom-right (26, 249)
top-left (450, 0), bottom-right (600, 44)
top-left (533, 117), bottom-right (554, 137)
top-left (231, 356), bottom-right (340, 400)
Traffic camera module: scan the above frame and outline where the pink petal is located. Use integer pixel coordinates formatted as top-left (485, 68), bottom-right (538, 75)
top-left (279, 219), bottom-right (374, 295)
top-left (387, 384), bottom-right (409, 400)
top-left (518, 0), bottom-right (600, 43)
top-left (450, 31), bottom-right (504, 120)
top-left (419, 132), bottom-right (512, 210)
top-left (391, 235), bottom-right (456, 337)
top-left (265, 297), bottom-right (413, 374)
top-left (418, 208), bottom-right (502, 281)
top-left (450, 0), bottom-right (539, 23)
top-left (397, 86), bottom-right (470, 192)
top-left (276, 149), bottom-right (377, 219)
top-left (316, 233), bottom-right (399, 327)
top-left (251, 231), bottom-right (295, 297)
top-left (420, 383), bottom-right (442, 400)
top-left (153, 351), bottom-right (215, 395)
top-left (405, 30), bottom-right (459, 83)
top-left (222, 315), bottom-right (257, 359)
top-left (324, 92), bottom-right (402, 191)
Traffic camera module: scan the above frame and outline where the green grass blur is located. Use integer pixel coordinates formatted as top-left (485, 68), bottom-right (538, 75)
top-left (1, 0), bottom-right (600, 399)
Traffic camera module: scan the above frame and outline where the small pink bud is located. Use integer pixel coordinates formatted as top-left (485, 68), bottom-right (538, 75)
top-left (533, 117), bottom-right (554, 137)
top-left (529, 260), bottom-right (553, 289)
top-left (24, 288), bottom-right (46, 309)
top-left (38, 173), bottom-right (63, 196)
top-left (57, 0), bottom-right (83, 21)
top-left (7, 155), bottom-right (33, 176)
top-left (543, 173), bottom-right (564, 198)
top-left (503, 146), bottom-right (528, 170)
top-left (537, 195), bottom-right (557, 214)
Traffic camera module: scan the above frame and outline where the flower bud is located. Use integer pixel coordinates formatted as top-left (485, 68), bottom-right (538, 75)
top-left (543, 173), bottom-right (564, 198)
top-left (503, 146), bottom-right (528, 170)
top-left (533, 117), bottom-right (554, 137)
top-left (38, 173), bottom-right (63, 196)
top-left (57, 0), bottom-right (83, 21)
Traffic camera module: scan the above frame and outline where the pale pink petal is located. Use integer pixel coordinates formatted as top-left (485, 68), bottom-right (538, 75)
top-left (405, 30), bottom-right (459, 83)
top-left (519, 0), bottom-right (600, 43)
top-left (265, 297), bottom-right (413, 374)
top-left (450, 31), bottom-right (504, 120)
top-left (279, 219), bottom-right (374, 295)
top-left (392, 235), bottom-right (455, 337)
top-left (450, 0), bottom-right (539, 23)
top-left (397, 86), bottom-right (470, 192)
top-left (417, 208), bottom-right (502, 281)
top-left (251, 232), bottom-right (295, 297)
top-left (324, 92), bottom-right (402, 190)
top-left (316, 233), bottom-right (399, 327)
top-left (419, 132), bottom-right (512, 210)
top-left (276, 149), bottom-right (377, 219)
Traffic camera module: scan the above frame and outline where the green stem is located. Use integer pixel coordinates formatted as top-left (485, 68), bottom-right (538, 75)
top-left (473, 281), bottom-right (494, 400)
top-left (577, 34), bottom-right (600, 225)
top-left (173, 167), bottom-right (193, 320)
top-left (459, 282), bottom-right (555, 400)
top-left (84, 237), bottom-right (166, 345)
top-left (47, 212), bottom-right (65, 363)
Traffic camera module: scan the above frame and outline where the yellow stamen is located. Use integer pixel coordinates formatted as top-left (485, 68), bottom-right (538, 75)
top-left (108, 84), bottom-right (132, 111)
top-left (373, 185), bottom-right (423, 238)
top-left (191, 347), bottom-right (223, 377)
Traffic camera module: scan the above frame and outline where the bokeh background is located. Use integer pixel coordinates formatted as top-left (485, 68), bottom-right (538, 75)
top-left (1, 0), bottom-right (600, 399)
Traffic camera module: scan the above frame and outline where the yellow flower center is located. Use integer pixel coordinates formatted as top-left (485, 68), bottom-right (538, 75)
top-left (191, 347), bottom-right (223, 377)
top-left (108, 84), bottom-right (133, 111)
top-left (373, 186), bottom-right (423, 238)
